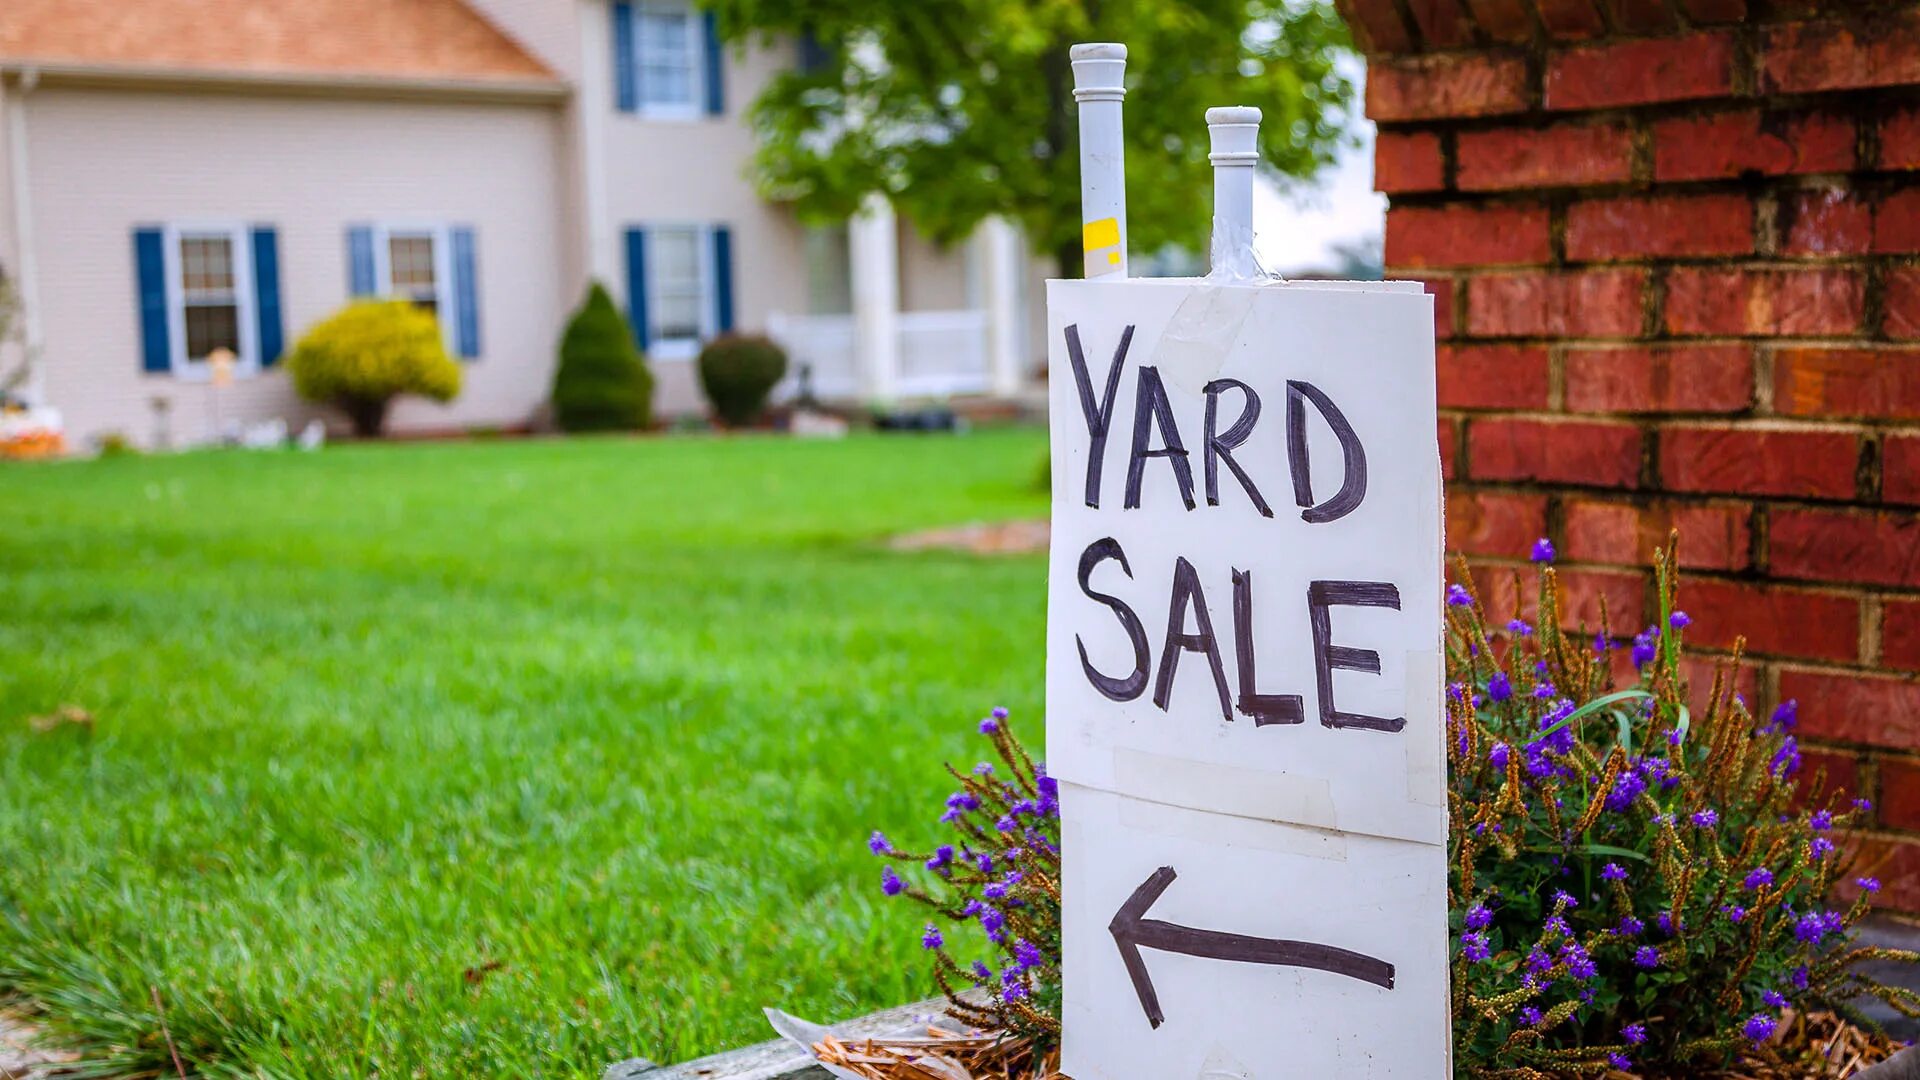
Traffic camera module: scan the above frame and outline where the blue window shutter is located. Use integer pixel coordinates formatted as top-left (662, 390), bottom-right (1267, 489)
top-left (612, 1), bottom-right (638, 112)
top-left (346, 225), bottom-right (377, 296)
top-left (133, 228), bottom-right (171, 373)
top-left (624, 227), bottom-right (650, 352)
top-left (711, 225), bottom-right (734, 333)
top-left (702, 10), bottom-right (724, 115)
top-left (451, 226), bottom-right (481, 360)
top-left (251, 226), bottom-right (285, 366)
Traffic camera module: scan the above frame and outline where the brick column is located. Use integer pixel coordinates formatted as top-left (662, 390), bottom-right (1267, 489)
top-left (1337, 0), bottom-right (1920, 913)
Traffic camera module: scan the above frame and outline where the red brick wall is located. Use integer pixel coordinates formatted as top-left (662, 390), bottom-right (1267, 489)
top-left (1336, 0), bottom-right (1920, 911)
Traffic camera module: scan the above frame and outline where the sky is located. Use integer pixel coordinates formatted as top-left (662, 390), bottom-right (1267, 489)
top-left (1253, 73), bottom-right (1387, 276)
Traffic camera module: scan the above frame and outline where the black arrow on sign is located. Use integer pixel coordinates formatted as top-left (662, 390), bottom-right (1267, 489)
top-left (1108, 865), bottom-right (1397, 1029)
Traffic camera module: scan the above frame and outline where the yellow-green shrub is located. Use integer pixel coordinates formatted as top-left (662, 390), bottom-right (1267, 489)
top-left (287, 300), bottom-right (460, 437)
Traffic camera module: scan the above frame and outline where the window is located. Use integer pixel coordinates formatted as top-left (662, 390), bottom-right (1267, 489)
top-left (803, 225), bottom-right (852, 316)
top-left (166, 224), bottom-right (256, 376)
top-left (387, 232), bottom-right (440, 316)
top-left (649, 224), bottom-right (707, 356)
top-left (180, 234), bottom-right (241, 362)
top-left (636, 0), bottom-right (701, 114)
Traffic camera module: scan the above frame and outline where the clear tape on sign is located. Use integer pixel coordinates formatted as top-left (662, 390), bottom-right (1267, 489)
top-left (1146, 284), bottom-right (1258, 398)
top-left (1114, 747), bottom-right (1338, 831)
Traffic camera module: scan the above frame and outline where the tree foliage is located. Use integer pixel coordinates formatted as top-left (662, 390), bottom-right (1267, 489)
top-left (710, 0), bottom-right (1355, 276)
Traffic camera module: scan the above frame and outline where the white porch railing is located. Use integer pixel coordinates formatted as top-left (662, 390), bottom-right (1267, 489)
top-left (768, 309), bottom-right (991, 402)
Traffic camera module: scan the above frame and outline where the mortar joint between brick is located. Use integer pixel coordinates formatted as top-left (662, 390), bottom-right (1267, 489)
top-left (1862, 592), bottom-right (1884, 667)
top-left (1753, 343), bottom-right (1775, 415)
top-left (1860, 432), bottom-right (1882, 504)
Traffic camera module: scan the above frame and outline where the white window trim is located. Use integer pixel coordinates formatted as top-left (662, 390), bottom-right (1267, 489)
top-left (163, 221), bottom-right (258, 382)
top-left (368, 220), bottom-right (457, 354)
top-left (629, 0), bottom-right (705, 121)
top-left (644, 222), bottom-right (716, 361)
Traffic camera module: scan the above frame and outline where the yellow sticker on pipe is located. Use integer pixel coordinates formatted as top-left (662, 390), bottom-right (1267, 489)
top-left (1083, 217), bottom-right (1122, 277)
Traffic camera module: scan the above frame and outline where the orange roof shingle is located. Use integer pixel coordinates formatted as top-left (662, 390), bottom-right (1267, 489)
top-left (0, 0), bottom-right (559, 88)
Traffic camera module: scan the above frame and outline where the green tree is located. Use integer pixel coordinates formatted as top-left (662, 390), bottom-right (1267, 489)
top-left (711, 1), bottom-right (1354, 276)
top-left (551, 282), bottom-right (654, 433)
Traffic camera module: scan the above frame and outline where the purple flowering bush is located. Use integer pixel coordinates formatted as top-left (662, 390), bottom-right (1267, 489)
top-left (867, 707), bottom-right (1063, 1045)
top-left (866, 537), bottom-right (1917, 1074)
top-left (1447, 538), bottom-right (1918, 1075)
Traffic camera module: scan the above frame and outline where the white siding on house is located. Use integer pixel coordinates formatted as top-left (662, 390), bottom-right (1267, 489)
top-left (23, 86), bottom-right (569, 446)
top-left (583, 1), bottom-right (809, 413)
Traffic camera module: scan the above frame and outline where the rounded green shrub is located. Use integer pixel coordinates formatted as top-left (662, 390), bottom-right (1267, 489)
top-left (287, 300), bottom-right (460, 437)
top-left (697, 333), bottom-right (788, 428)
top-left (552, 283), bottom-right (653, 433)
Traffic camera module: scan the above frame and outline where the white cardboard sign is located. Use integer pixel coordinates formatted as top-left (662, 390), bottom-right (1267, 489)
top-left (1044, 278), bottom-right (1447, 1078)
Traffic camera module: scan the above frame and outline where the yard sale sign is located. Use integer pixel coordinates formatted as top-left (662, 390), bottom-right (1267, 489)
top-left (1044, 277), bottom-right (1450, 1078)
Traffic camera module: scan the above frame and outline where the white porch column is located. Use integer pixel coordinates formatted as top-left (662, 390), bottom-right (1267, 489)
top-left (849, 191), bottom-right (899, 403)
top-left (981, 216), bottom-right (1024, 397)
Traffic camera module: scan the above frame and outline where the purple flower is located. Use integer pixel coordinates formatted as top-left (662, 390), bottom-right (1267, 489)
top-left (1531, 537), bottom-right (1556, 563)
top-left (1858, 876), bottom-right (1883, 893)
top-left (881, 866), bottom-right (904, 896)
top-left (1744, 867), bottom-right (1774, 890)
top-left (1631, 630), bottom-right (1659, 669)
top-left (1772, 736), bottom-right (1802, 778)
top-left (1811, 809), bottom-right (1834, 831)
top-left (1811, 837), bottom-right (1836, 859)
top-left (1792, 966), bottom-right (1810, 990)
top-left (1465, 904), bottom-right (1494, 930)
top-left (1616, 915), bottom-right (1644, 936)
top-left (1488, 672), bottom-right (1513, 703)
top-left (1608, 1052), bottom-right (1632, 1070)
top-left (992, 706), bottom-right (1009, 720)
top-left (1552, 889), bottom-right (1578, 910)
top-left (925, 845), bottom-right (954, 871)
top-left (978, 716), bottom-right (1000, 735)
top-left (1723, 905), bottom-right (1747, 924)
top-left (1507, 618), bottom-right (1534, 637)
top-left (979, 907), bottom-right (1006, 937)
top-left (1763, 990), bottom-right (1789, 1009)
top-left (1743, 1014), bottom-right (1778, 1045)
top-left (1793, 910), bottom-right (1842, 944)
top-left (1001, 968), bottom-right (1028, 1000)
top-left (868, 831), bottom-right (891, 854)
top-left (1768, 699), bottom-right (1799, 734)
top-left (1854, 797), bottom-right (1874, 813)
top-left (1633, 945), bottom-right (1660, 970)
top-left (1461, 931), bottom-right (1491, 963)
top-left (1489, 742), bottom-right (1511, 770)
top-left (1525, 946), bottom-right (1553, 974)
top-left (995, 815), bottom-right (1016, 833)
top-left (1518, 1006), bottom-right (1544, 1027)
top-left (969, 960), bottom-right (991, 983)
top-left (1601, 862), bottom-right (1628, 882)
top-left (1607, 769), bottom-right (1649, 812)
top-left (1015, 938), bottom-right (1045, 969)
top-left (1622, 1023), bottom-right (1647, 1046)
top-left (1691, 809), bottom-right (1719, 828)
top-left (972, 762), bottom-right (994, 776)
top-left (921, 925), bottom-right (943, 950)
top-left (1447, 583), bottom-right (1473, 607)
top-left (1669, 610), bottom-right (1691, 630)
top-left (974, 853), bottom-right (993, 873)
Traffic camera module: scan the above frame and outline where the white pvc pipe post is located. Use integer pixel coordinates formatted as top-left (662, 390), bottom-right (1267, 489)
top-left (1205, 106), bottom-right (1262, 280)
top-left (1071, 43), bottom-right (1128, 281)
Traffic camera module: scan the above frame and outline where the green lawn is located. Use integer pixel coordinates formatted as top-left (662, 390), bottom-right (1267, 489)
top-left (0, 431), bottom-right (1049, 1078)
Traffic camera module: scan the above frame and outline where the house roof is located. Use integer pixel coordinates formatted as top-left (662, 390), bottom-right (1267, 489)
top-left (0, 0), bottom-right (562, 94)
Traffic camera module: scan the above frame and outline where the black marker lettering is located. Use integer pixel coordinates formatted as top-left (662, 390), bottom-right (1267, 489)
top-left (1064, 323), bottom-right (1134, 509)
top-left (1075, 537), bottom-right (1150, 702)
top-left (1285, 380), bottom-right (1368, 524)
top-left (1232, 568), bottom-right (1304, 726)
top-left (1153, 556), bottom-right (1231, 722)
top-left (1203, 379), bottom-right (1272, 517)
top-left (1125, 366), bottom-right (1196, 510)
top-left (1307, 580), bottom-right (1405, 732)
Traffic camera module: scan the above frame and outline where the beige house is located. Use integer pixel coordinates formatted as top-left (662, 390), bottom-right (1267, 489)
top-left (0, 0), bottom-right (1041, 448)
